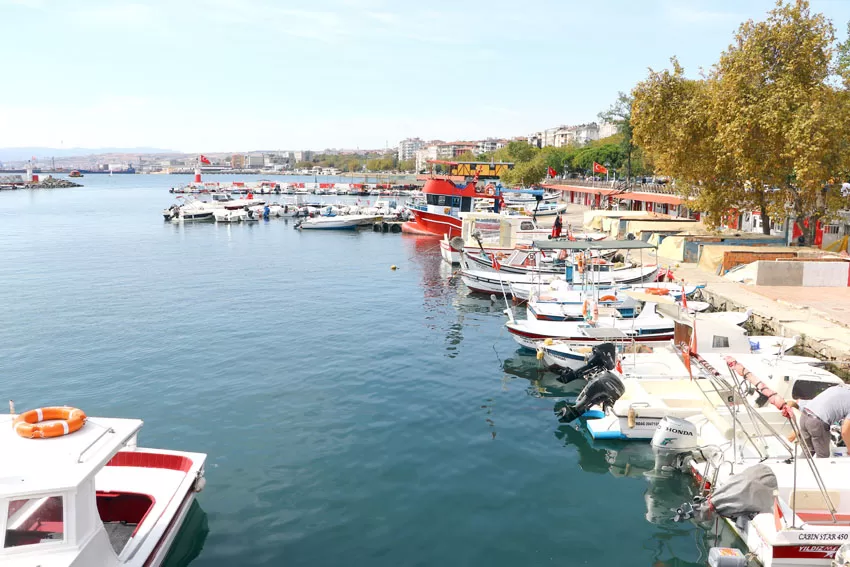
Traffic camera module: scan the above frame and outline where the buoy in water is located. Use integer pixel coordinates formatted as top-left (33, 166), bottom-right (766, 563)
top-left (391, 265), bottom-right (398, 271)
top-left (489, 294), bottom-right (497, 302)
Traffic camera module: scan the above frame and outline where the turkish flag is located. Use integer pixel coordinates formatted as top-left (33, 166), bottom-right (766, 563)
top-left (547, 166), bottom-right (557, 178)
top-left (491, 253), bottom-right (501, 270)
top-left (592, 162), bottom-right (608, 174)
top-left (200, 155), bottom-right (211, 165)
top-left (792, 222), bottom-right (804, 240)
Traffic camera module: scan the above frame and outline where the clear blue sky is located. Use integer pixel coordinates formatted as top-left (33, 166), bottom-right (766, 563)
top-left (1, 0), bottom-right (849, 152)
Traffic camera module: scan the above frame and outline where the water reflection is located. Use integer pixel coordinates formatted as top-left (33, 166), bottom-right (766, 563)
top-left (406, 235), bottom-right (508, 358)
top-left (554, 423), bottom-right (744, 566)
top-left (502, 349), bottom-right (582, 399)
top-left (162, 500), bottom-right (209, 566)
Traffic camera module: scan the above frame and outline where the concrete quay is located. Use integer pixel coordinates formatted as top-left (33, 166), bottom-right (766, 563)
top-left (557, 200), bottom-right (850, 367)
top-left (652, 248), bottom-right (850, 367)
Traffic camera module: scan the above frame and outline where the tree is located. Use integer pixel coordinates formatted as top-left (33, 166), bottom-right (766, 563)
top-left (398, 159), bottom-right (415, 172)
top-left (599, 92), bottom-right (637, 182)
top-left (632, 0), bottom-right (850, 234)
top-left (501, 155), bottom-right (547, 187)
top-left (494, 140), bottom-right (538, 164)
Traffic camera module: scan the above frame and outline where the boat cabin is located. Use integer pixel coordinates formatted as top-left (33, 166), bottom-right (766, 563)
top-left (0, 416), bottom-right (151, 566)
top-left (458, 212), bottom-right (543, 249)
top-left (0, 413), bottom-right (205, 567)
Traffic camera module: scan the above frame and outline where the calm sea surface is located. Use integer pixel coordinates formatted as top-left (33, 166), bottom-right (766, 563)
top-left (0, 174), bottom-right (733, 566)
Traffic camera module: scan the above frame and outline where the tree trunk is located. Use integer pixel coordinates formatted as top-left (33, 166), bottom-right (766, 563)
top-left (760, 202), bottom-right (771, 235)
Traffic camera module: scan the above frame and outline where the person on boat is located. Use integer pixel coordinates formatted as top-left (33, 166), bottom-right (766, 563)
top-left (552, 214), bottom-right (563, 239)
top-left (797, 385), bottom-right (850, 457)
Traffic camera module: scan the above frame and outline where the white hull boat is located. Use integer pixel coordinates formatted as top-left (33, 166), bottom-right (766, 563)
top-left (582, 351), bottom-right (837, 441)
top-left (505, 303), bottom-right (676, 351)
top-left (0, 407), bottom-right (206, 567)
top-left (642, 358), bottom-right (850, 566)
top-left (296, 216), bottom-right (360, 230)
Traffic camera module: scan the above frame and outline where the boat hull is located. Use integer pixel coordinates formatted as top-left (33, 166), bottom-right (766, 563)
top-left (410, 209), bottom-right (461, 238)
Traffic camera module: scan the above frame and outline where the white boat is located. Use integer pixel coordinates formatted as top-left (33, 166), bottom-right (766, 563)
top-left (0, 406), bottom-right (206, 567)
top-left (296, 216), bottom-right (360, 230)
top-left (162, 201), bottom-right (215, 222)
top-left (505, 202), bottom-right (568, 217)
top-left (460, 268), bottom-right (561, 296)
top-left (505, 303), bottom-right (677, 351)
top-left (542, 317), bottom-right (796, 373)
top-left (583, 350), bottom-right (835, 441)
top-left (644, 358), bottom-right (850, 566)
top-left (295, 213), bottom-right (381, 230)
top-left (439, 212), bottom-right (556, 265)
top-left (213, 208), bottom-right (248, 223)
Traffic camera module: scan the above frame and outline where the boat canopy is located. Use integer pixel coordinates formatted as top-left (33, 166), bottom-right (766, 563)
top-left (533, 239), bottom-right (657, 250)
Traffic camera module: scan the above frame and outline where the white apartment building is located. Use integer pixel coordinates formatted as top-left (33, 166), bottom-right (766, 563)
top-left (475, 138), bottom-right (507, 153)
top-left (244, 155), bottom-right (265, 168)
top-left (527, 121), bottom-right (618, 148)
top-left (415, 145), bottom-right (439, 172)
top-left (398, 138), bottom-right (424, 162)
top-left (598, 122), bottom-right (619, 138)
top-left (293, 150), bottom-right (314, 163)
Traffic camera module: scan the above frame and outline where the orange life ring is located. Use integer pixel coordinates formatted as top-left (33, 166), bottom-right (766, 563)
top-left (13, 406), bottom-right (87, 439)
top-left (600, 295), bottom-right (618, 302)
top-left (645, 287), bottom-right (669, 296)
top-left (485, 184), bottom-right (495, 196)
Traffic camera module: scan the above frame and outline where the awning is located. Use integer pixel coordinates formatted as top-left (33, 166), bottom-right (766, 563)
top-left (614, 192), bottom-right (684, 206)
top-left (541, 184), bottom-right (619, 196)
top-left (534, 239), bottom-right (657, 250)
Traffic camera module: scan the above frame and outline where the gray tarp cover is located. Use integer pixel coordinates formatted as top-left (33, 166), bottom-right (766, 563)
top-left (711, 464), bottom-right (778, 519)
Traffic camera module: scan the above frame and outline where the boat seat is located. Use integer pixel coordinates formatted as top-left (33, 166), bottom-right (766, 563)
top-left (790, 490), bottom-right (841, 512)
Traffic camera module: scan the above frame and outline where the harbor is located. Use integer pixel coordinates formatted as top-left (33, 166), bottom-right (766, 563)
top-left (2, 166), bottom-right (848, 565)
top-left (5, 0), bottom-right (850, 565)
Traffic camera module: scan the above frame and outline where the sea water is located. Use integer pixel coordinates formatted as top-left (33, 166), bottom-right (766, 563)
top-left (0, 174), bottom-right (728, 566)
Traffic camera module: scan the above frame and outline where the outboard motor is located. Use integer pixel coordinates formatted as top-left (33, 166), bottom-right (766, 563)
top-left (555, 370), bottom-right (625, 423)
top-left (650, 416), bottom-right (698, 473)
top-left (557, 343), bottom-right (617, 385)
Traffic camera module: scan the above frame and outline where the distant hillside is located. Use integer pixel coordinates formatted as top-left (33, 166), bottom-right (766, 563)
top-left (0, 147), bottom-right (176, 161)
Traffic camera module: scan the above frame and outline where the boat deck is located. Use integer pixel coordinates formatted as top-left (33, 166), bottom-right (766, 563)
top-left (104, 521), bottom-right (136, 554)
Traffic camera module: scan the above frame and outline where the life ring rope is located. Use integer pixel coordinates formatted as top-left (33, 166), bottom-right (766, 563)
top-left (13, 406), bottom-right (87, 439)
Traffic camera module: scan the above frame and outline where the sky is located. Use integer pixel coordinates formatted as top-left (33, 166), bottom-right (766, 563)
top-left (1, 0), bottom-right (849, 153)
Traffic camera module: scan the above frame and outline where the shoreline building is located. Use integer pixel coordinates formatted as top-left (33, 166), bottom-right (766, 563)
top-left (527, 122), bottom-right (618, 148)
top-left (398, 138), bottom-right (424, 162)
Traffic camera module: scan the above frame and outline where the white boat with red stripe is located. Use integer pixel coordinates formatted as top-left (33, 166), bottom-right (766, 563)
top-left (0, 406), bottom-right (206, 567)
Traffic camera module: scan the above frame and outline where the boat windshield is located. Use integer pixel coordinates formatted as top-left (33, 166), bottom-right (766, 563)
top-left (4, 495), bottom-right (65, 548)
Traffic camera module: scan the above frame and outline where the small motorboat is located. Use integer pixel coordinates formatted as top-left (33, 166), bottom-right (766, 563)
top-left (0, 405), bottom-right (206, 566)
top-left (295, 216), bottom-right (361, 230)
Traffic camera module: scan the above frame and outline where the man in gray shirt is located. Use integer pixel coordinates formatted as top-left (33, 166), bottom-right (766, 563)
top-left (800, 385), bottom-right (850, 458)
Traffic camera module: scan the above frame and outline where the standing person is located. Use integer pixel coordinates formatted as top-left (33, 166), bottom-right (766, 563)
top-left (798, 385), bottom-right (850, 457)
top-left (552, 213), bottom-right (563, 239)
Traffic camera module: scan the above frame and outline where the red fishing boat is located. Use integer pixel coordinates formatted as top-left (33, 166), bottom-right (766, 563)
top-left (406, 160), bottom-right (507, 238)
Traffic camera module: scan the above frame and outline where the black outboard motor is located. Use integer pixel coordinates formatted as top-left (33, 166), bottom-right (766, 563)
top-left (557, 343), bottom-right (617, 385)
top-left (555, 370), bottom-right (625, 423)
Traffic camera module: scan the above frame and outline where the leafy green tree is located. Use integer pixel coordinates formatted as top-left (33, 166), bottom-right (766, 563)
top-left (398, 159), bottom-right (415, 172)
top-left (632, 0), bottom-right (850, 233)
top-left (599, 92), bottom-right (637, 182)
top-left (501, 155), bottom-right (547, 187)
top-left (494, 140), bottom-right (538, 164)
